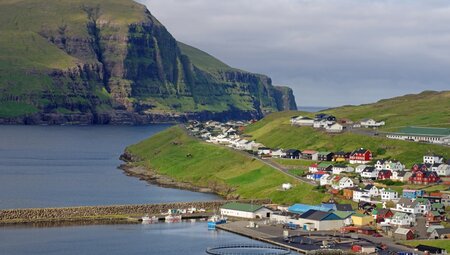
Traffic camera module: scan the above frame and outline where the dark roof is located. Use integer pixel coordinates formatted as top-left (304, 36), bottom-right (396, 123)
top-left (352, 148), bottom-right (369, 154)
top-left (300, 210), bottom-right (334, 221)
top-left (363, 166), bottom-right (375, 172)
top-left (286, 149), bottom-right (301, 154)
top-left (416, 245), bottom-right (445, 253)
top-left (435, 228), bottom-right (450, 236)
top-left (335, 204), bottom-right (353, 211)
top-left (364, 184), bottom-right (374, 190)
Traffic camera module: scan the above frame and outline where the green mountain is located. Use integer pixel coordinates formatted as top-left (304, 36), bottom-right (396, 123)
top-left (0, 0), bottom-right (296, 124)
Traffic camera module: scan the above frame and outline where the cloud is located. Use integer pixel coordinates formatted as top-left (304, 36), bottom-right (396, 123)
top-left (137, 0), bottom-right (450, 106)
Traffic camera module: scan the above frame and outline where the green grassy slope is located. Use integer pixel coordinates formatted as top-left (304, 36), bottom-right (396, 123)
top-left (126, 126), bottom-right (328, 205)
top-left (400, 240), bottom-right (450, 252)
top-left (244, 111), bottom-right (449, 167)
top-left (178, 42), bottom-right (232, 72)
top-left (325, 90), bottom-right (450, 130)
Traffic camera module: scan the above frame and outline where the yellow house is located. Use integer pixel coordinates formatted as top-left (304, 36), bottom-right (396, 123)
top-left (351, 213), bottom-right (374, 226)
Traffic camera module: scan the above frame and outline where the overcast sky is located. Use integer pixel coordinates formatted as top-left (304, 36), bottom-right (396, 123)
top-left (137, 0), bottom-right (450, 107)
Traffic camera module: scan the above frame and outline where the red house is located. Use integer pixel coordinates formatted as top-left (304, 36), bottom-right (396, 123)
top-left (409, 170), bottom-right (440, 184)
top-left (373, 208), bottom-right (394, 223)
top-left (349, 148), bottom-right (373, 164)
top-left (411, 163), bottom-right (430, 172)
top-left (377, 170), bottom-right (392, 180)
top-left (426, 211), bottom-right (445, 225)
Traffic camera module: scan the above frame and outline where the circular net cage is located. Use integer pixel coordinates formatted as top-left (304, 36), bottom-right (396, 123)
top-left (206, 244), bottom-right (291, 255)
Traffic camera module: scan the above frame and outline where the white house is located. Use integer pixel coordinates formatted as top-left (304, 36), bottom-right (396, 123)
top-left (423, 155), bottom-right (444, 164)
top-left (436, 164), bottom-right (450, 177)
top-left (361, 167), bottom-right (379, 179)
top-left (375, 160), bottom-right (405, 171)
top-left (353, 189), bottom-right (371, 202)
top-left (391, 171), bottom-right (412, 182)
top-left (395, 198), bottom-right (421, 214)
top-left (220, 203), bottom-right (273, 219)
top-left (355, 165), bottom-right (370, 173)
top-left (272, 149), bottom-right (287, 158)
top-left (326, 123), bottom-right (344, 133)
top-left (320, 174), bottom-right (333, 186)
top-left (381, 189), bottom-right (399, 201)
top-left (257, 147), bottom-right (272, 156)
top-left (364, 184), bottom-right (380, 197)
top-left (387, 212), bottom-right (415, 227)
top-left (291, 116), bottom-right (315, 126)
top-left (332, 165), bottom-right (354, 175)
top-left (360, 119), bottom-right (385, 128)
top-left (313, 119), bottom-right (328, 129)
top-left (332, 177), bottom-right (354, 190)
top-left (309, 163), bottom-right (318, 173)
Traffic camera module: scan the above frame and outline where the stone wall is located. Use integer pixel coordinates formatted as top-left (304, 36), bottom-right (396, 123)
top-left (0, 199), bottom-right (271, 223)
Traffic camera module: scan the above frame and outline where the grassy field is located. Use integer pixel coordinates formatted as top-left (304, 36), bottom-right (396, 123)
top-left (273, 158), bottom-right (312, 168)
top-left (126, 126), bottom-right (329, 205)
top-left (325, 90), bottom-right (450, 130)
top-left (244, 111), bottom-right (450, 167)
top-left (400, 240), bottom-right (450, 251)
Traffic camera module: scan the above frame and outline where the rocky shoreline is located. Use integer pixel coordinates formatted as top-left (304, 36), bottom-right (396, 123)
top-left (119, 151), bottom-right (239, 200)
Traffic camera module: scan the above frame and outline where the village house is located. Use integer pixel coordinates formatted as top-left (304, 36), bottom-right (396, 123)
top-left (429, 228), bottom-right (450, 239)
top-left (220, 202), bottom-right (273, 219)
top-left (372, 208), bottom-right (394, 223)
top-left (375, 159), bottom-right (405, 171)
top-left (309, 163), bottom-right (318, 173)
top-left (386, 127), bottom-right (450, 145)
top-left (381, 189), bottom-right (399, 201)
top-left (288, 204), bottom-right (332, 215)
top-left (391, 171), bottom-right (412, 182)
top-left (257, 147), bottom-right (272, 157)
top-left (396, 198), bottom-right (421, 214)
top-left (332, 164), bottom-right (354, 175)
top-left (292, 209), bottom-right (345, 231)
top-left (393, 227), bottom-right (415, 240)
top-left (353, 189), bottom-right (371, 202)
top-left (331, 176), bottom-right (354, 190)
top-left (349, 148), bottom-right (372, 164)
top-left (271, 149), bottom-right (287, 158)
top-left (415, 198), bottom-right (432, 215)
top-left (409, 170), bottom-right (440, 185)
top-left (351, 214), bottom-right (374, 226)
top-left (355, 164), bottom-right (370, 173)
top-left (360, 167), bottom-right (379, 179)
top-left (360, 119), bottom-right (385, 128)
top-left (388, 212), bottom-right (415, 227)
top-left (318, 152), bottom-right (334, 161)
top-left (403, 189), bottom-right (425, 199)
top-left (412, 163), bottom-right (431, 172)
top-left (343, 187), bottom-right (357, 199)
top-left (426, 211), bottom-right (445, 226)
top-left (291, 116), bottom-right (314, 126)
top-left (320, 174), bottom-right (333, 186)
top-left (378, 170), bottom-right (393, 180)
top-left (442, 193), bottom-right (450, 207)
top-left (435, 164), bottom-right (450, 176)
top-left (285, 149), bottom-right (301, 159)
top-left (326, 123), bottom-right (344, 133)
top-left (423, 155), bottom-right (444, 164)
top-left (302, 150), bottom-right (318, 161)
top-left (333, 151), bottom-right (351, 162)
top-left (313, 119), bottom-right (328, 129)
top-left (364, 184), bottom-right (380, 197)
top-left (317, 162), bottom-right (333, 172)
top-left (308, 171), bottom-right (328, 182)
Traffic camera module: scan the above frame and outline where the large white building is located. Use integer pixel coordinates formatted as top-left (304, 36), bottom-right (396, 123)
top-left (220, 203), bottom-right (273, 219)
top-left (387, 127), bottom-right (450, 145)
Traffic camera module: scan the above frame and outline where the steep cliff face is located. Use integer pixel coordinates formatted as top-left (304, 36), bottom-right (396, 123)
top-left (0, 0), bottom-right (297, 124)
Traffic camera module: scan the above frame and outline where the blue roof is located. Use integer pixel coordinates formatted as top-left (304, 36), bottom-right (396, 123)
top-left (288, 204), bottom-right (332, 214)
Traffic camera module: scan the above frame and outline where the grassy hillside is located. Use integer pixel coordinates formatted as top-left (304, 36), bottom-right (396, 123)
top-left (244, 111), bottom-right (449, 167)
top-left (325, 90), bottom-right (450, 130)
top-left (177, 42), bottom-right (232, 72)
top-left (126, 126), bottom-right (328, 205)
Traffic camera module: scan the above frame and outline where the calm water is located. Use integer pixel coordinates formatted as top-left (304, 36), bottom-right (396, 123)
top-left (0, 125), bottom-right (218, 209)
top-left (0, 222), bottom-right (271, 255)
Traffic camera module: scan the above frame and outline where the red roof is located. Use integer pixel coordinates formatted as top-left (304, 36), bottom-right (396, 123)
top-left (310, 163), bottom-right (318, 167)
top-left (303, 150), bottom-right (317, 154)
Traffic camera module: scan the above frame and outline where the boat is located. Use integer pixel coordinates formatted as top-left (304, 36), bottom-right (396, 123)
top-left (207, 215), bottom-right (227, 229)
top-left (165, 214), bottom-right (182, 223)
top-left (141, 215), bottom-right (158, 224)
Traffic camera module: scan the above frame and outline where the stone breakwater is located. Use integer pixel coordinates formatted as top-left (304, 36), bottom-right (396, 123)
top-left (0, 199), bottom-right (271, 224)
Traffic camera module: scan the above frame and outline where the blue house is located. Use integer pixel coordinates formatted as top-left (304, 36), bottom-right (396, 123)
top-left (288, 204), bottom-right (332, 214)
top-left (403, 190), bottom-right (425, 199)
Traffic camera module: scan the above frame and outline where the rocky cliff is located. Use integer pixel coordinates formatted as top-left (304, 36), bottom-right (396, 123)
top-left (0, 0), bottom-right (297, 124)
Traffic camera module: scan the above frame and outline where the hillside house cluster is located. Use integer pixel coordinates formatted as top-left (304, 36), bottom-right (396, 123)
top-left (291, 114), bottom-right (385, 133)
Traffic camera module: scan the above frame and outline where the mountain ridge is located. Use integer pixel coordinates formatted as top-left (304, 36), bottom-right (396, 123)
top-left (0, 0), bottom-right (297, 124)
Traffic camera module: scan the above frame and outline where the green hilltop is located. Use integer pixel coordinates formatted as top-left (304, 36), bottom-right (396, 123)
top-left (0, 0), bottom-right (296, 123)
top-left (325, 90), bottom-right (450, 130)
top-left (244, 91), bottom-right (450, 167)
